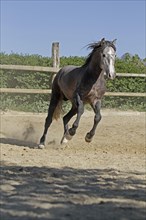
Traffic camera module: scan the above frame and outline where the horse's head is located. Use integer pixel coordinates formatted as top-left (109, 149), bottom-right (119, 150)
top-left (100, 38), bottom-right (117, 80)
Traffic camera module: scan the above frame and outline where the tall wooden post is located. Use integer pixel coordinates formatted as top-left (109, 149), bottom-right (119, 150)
top-left (52, 42), bottom-right (60, 68)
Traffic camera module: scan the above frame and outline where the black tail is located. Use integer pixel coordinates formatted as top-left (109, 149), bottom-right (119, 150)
top-left (52, 95), bottom-right (63, 120)
top-left (51, 74), bottom-right (63, 120)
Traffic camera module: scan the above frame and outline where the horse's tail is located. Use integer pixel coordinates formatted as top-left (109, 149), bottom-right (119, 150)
top-left (51, 70), bottom-right (64, 120)
top-left (53, 96), bottom-right (63, 120)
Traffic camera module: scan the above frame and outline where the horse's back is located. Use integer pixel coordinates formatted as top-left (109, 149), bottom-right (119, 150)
top-left (60, 65), bottom-right (79, 75)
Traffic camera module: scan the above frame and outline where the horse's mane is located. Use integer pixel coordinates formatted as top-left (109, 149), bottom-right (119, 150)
top-left (83, 40), bottom-right (116, 67)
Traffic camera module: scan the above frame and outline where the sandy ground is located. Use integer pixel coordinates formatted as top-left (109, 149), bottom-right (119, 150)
top-left (0, 110), bottom-right (146, 220)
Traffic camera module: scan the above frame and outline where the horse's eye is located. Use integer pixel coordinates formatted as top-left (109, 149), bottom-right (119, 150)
top-left (103, 54), bottom-right (106, 57)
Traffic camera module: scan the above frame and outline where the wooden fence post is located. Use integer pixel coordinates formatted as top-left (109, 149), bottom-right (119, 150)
top-left (52, 42), bottom-right (60, 68)
top-left (51, 42), bottom-right (60, 83)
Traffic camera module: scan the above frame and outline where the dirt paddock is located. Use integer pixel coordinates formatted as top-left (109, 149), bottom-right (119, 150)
top-left (0, 110), bottom-right (146, 220)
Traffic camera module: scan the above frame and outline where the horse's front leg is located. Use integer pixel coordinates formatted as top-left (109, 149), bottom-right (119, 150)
top-left (85, 100), bottom-right (101, 142)
top-left (68, 94), bottom-right (84, 137)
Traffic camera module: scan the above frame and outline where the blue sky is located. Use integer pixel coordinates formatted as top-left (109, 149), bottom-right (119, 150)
top-left (1, 0), bottom-right (145, 58)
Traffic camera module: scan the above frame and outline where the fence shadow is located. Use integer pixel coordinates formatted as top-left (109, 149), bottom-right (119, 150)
top-left (0, 163), bottom-right (146, 220)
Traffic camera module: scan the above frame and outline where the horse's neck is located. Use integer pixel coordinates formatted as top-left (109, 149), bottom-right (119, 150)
top-left (81, 65), bottom-right (105, 88)
top-left (85, 61), bottom-right (102, 81)
top-left (97, 70), bottom-right (106, 83)
top-left (88, 57), bottom-right (102, 77)
top-left (81, 55), bottom-right (104, 87)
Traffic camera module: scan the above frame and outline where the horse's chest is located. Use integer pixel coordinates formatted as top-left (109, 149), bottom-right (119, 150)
top-left (87, 80), bottom-right (106, 101)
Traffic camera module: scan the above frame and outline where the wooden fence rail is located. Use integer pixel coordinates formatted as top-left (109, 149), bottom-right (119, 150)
top-left (0, 64), bottom-right (59, 73)
top-left (0, 87), bottom-right (145, 97)
top-left (0, 64), bottom-right (145, 77)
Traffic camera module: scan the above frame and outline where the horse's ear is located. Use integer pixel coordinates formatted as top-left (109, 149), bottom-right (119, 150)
top-left (112, 39), bottom-right (117, 45)
top-left (100, 38), bottom-right (105, 46)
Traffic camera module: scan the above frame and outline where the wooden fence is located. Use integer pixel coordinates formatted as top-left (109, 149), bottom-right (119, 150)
top-left (0, 42), bottom-right (146, 97)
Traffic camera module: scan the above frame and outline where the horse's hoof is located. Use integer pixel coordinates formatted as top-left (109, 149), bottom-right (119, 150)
top-left (60, 137), bottom-right (68, 144)
top-left (38, 143), bottom-right (45, 149)
top-left (60, 133), bottom-right (73, 144)
top-left (85, 133), bottom-right (93, 143)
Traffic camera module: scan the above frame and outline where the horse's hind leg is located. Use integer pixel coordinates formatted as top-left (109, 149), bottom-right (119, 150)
top-left (61, 106), bottom-right (77, 144)
top-left (85, 100), bottom-right (101, 142)
top-left (39, 94), bottom-right (60, 148)
top-left (68, 94), bottom-right (84, 137)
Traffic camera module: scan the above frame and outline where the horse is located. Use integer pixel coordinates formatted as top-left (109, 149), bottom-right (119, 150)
top-left (39, 38), bottom-right (117, 148)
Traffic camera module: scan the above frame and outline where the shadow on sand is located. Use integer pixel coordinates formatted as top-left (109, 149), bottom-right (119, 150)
top-left (0, 162), bottom-right (146, 220)
top-left (0, 138), bottom-right (37, 148)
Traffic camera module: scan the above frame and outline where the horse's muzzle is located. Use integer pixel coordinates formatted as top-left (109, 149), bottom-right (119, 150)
top-left (108, 73), bottom-right (116, 80)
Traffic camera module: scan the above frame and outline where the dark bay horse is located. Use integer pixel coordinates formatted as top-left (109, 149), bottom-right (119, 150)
top-left (39, 38), bottom-right (116, 148)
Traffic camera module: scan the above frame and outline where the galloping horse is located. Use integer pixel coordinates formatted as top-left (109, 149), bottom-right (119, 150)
top-left (39, 38), bottom-right (116, 148)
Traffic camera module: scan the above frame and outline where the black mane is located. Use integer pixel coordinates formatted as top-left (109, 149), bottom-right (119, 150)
top-left (83, 40), bottom-right (116, 67)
